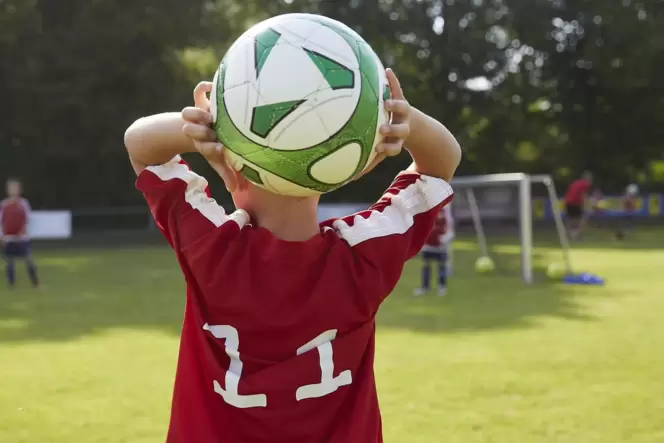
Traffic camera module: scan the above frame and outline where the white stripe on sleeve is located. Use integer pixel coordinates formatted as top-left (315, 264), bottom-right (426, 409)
top-left (332, 175), bottom-right (453, 247)
top-left (146, 156), bottom-right (249, 229)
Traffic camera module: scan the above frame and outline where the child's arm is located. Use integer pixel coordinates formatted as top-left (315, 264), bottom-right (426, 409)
top-left (125, 83), bottom-right (233, 189)
top-left (126, 111), bottom-right (246, 252)
top-left (125, 82), bottom-right (246, 254)
top-left (379, 70), bottom-right (461, 182)
top-left (406, 108), bottom-right (461, 182)
top-left (330, 71), bottom-right (460, 311)
top-left (124, 112), bottom-right (198, 175)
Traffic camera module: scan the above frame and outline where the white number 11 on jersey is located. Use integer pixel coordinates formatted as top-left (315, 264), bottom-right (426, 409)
top-left (203, 324), bottom-right (352, 408)
top-left (203, 324), bottom-right (267, 408)
top-left (295, 329), bottom-right (352, 401)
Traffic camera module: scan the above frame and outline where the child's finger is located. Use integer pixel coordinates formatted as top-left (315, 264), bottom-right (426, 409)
top-left (193, 81), bottom-right (214, 110)
top-left (379, 123), bottom-right (410, 139)
top-left (385, 99), bottom-right (410, 117)
top-left (197, 142), bottom-right (224, 159)
top-left (386, 69), bottom-right (405, 101)
top-left (182, 107), bottom-right (212, 125)
top-left (183, 123), bottom-right (217, 142)
top-left (375, 141), bottom-right (403, 157)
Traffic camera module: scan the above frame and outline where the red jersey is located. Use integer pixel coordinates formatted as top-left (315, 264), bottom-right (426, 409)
top-left (424, 204), bottom-right (454, 250)
top-left (136, 156), bottom-right (453, 443)
top-left (565, 179), bottom-right (591, 206)
top-left (0, 198), bottom-right (31, 239)
top-left (623, 195), bottom-right (637, 212)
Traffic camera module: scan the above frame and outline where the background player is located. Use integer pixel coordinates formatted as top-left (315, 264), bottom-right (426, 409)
top-left (0, 179), bottom-right (40, 288)
top-left (564, 171), bottom-right (593, 240)
top-left (124, 70), bottom-right (461, 443)
top-left (615, 183), bottom-right (639, 240)
top-left (414, 203), bottom-right (454, 297)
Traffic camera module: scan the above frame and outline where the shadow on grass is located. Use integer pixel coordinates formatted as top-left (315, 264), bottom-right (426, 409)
top-left (0, 239), bottom-right (618, 343)
top-left (378, 247), bottom-right (605, 333)
top-left (0, 247), bottom-right (185, 343)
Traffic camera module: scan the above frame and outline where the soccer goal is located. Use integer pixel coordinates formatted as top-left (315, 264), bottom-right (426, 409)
top-left (450, 173), bottom-right (572, 284)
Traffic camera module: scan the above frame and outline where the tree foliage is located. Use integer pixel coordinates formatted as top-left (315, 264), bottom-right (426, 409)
top-left (0, 0), bottom-right (662, 207)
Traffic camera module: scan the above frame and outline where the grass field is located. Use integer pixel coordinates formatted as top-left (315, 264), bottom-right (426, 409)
top-left (1, 228), bottom-right (663, 443)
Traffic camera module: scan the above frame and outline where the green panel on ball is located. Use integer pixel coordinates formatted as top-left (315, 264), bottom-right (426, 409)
top-left (254, 28), bottom-right (281, 77)
top-left (240, 165), bottom-right (263, 185)
top-left (251, 99), bottom-right (305, 138)
top-left (304, 49), bottom-right (354, 90)
top-left (215, 16), bottom-right (380, 193)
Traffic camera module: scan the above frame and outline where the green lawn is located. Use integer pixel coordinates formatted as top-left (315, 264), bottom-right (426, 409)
top-left (1, 229), bottom-right (663, 443)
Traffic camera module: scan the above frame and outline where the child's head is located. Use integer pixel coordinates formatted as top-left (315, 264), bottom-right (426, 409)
top-left (626, 183), bottom-right (639, 196)
top-left (582, 170), bottom-right (593, 183)
top-left (181, 85), bottom-right (322, 240)
top-left (6, 178), bottom-right (22, 198)
top-left (223, 167), bottom-right (277, 211)
top-left (207, 156), bottom-right (320, 239)
top-left (206, 151), bottom-right (320, 215)
top-left (229, 168), bottom-right (319, 216)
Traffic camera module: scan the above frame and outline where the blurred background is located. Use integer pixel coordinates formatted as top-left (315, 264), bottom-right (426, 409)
top-left (2, 0), bottom-right (663, 209)
top-left (1, 1), bottom-right (663, 442)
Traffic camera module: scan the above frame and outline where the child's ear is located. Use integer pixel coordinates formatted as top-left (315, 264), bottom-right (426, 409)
top-left (206, 154), bottom-right (238, 193)
top-left (234, 170), bottom-right (249, 191)
top-left (222, 169), bottom-right (239, 193)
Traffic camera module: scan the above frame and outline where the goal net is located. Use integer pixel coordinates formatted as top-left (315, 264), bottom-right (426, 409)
top-left (450, 173), bottom-right (572, 284)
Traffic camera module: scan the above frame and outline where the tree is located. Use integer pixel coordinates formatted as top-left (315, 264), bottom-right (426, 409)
top-left (1, 0), bottom-right (662, 209)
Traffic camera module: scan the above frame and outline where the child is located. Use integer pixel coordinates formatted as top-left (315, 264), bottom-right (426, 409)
top-left (0, 179), bottom-right (40, 288)
top-left (414, 203), bottom-right (454, 296)
top-left (124, 70), bottom-right (461, 443)
top-left (616, 183), bottom-right (638, 240)
top-left (564, 171), bottom-right (593, 240)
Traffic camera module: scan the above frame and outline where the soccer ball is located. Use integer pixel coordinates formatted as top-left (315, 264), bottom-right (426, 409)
top-left (595, 199), bottom-right (609, 210)
top-left (475, 256), bottom-right (495, 273)
top-left (626, 183), bottom-right (639, 196)
top-left (211, 14), bottom-right (390, 196)
top-left (546, 262), bottom-right (566, 279)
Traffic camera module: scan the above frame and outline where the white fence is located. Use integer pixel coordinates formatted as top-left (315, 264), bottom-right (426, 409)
top-left (26, 206), bottom-right (374, 239)
top-left (26, 207), bottom-right (372, 239)
top-left (17, 199), bottom-right (537, 240)
top-left (27, 211), bottom-right (73, 239)
top-left (317, 203), bottom-right (367, 221)
top-left (0, 211), bottom-right (73, 239)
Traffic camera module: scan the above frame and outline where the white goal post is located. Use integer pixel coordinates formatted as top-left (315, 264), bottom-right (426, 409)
top-left (451, 173), bottom-right (572, 284)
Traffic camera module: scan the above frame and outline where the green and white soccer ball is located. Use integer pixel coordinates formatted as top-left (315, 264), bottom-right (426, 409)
top-left (475, 256), bottom-right (495, 274)
top-left (546, 262), bottom-right (567, 279)
top-left (210, 13), bottom-right (390, 196)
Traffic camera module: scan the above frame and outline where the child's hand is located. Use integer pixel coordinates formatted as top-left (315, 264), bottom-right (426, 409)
top-left (182, 82), bottom-right (221, 157)
top-left (378, 69), bottom-right (411, 156)
top-left (356, 69), bottom-right (411, 179)
top-left (182, 81), bottom-right (238, 191)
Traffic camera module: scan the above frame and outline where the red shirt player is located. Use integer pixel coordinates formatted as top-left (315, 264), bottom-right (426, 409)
top-left (1, 186), bottom-right (30, 241)
top-left (623, 184), bottom-right (638, 213)
top-left (415, 204), bottom-right (454, 296)
top-left (616, 184), bottom-right (639, 239)
top-left (564, 171), bottom-right (593, 239)
top-left (1, 179), bottom-right (40, 287)
top-left (137, 158), bottom-right (453, 443)
top-left (127, 70), bottom-right (460, 443)
top-left (424, 204), bottom-right (454, 250)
